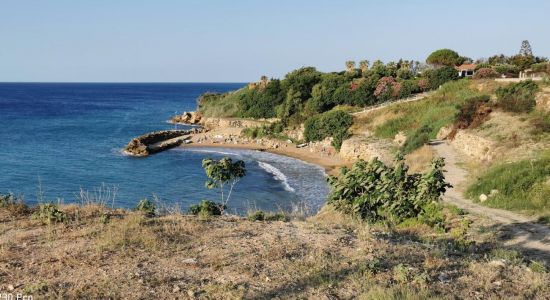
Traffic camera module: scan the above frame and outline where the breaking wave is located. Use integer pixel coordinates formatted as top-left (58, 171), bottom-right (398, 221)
top-left (258, 161), bottom-right (295, 192)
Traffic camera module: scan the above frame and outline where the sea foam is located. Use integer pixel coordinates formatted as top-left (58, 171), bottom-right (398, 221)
top-left (258, 161), bottom-right (295, 192)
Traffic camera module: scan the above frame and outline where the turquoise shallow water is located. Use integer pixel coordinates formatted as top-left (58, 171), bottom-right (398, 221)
top-left (0, 83), bottom-right (329, 213)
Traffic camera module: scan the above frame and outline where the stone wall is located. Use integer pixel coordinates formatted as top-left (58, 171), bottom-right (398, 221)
top-left (283, 125), bottom-right (305, 141)
top-left (201, 117), bottom-right (278, 130)
top-left (449, 130), bottom-right (496, 162)
top-left (536, 88), bottom-right (550, 113)
top-left (339, 135), bottom-right (393, 164)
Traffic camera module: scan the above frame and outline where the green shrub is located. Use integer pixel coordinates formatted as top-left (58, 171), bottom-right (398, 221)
top-left (241, 122), bottom-right (285, 140)
top-left (135, 199), bottom-right (156, 216)
top-left (33, 203), bottom-right (66, 224)
top-left (248, 210), bottom-right (265, 221)
top-left (189, 200), bottom-right (225, 216)
top-left (490, 248), bottom-right (523, 264)
top-left (530, 112), bottom-right (550, 134)
top-left (494, 64), bottom-right (519, 77)
top-left (424, 66), bottom-right (459, 89)
top-left (529, 260), bottom-right (548, 273)
top-left (327, 154), bottom-right (451, 224)
top-left (0, 193), bottom-right (29, 216)
top-left (496, 80), bottom-right (539, 113)
top-left (0, 193), bottom-right (17, 207)
top-left (247, 210), bottom-right (288, 222)
top-left (531, 62), bottom-right (550, 73)
top-left (238, 79), bottom-right (285, 118)
top-left (402, 125), bottom-right (432, 154)
top-left (416, 202), bottom-right (446, 230)
top-left (304, 110), bottom-right (353, 150)
top-left (392, 263), bottom-right (410, 283)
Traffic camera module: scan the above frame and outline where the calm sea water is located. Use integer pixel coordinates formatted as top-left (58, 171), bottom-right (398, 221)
top-left (0, 83), bottom-right (329, 214)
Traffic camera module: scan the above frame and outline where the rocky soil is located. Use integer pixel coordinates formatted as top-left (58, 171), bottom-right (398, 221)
top-left (1, 205), bottom-right (548, 299)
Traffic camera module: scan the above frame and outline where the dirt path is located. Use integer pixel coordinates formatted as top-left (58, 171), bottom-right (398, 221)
top-left (351, 92), bottom-right (431, 116)
top-left (430, 140), bottom-right (550, 262)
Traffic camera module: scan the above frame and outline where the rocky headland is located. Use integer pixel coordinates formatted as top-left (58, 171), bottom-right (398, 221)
top-left (123, 129), bottom-right (202, 157)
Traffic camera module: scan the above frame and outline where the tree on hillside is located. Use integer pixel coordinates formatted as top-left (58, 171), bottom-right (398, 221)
top-left (508, 54), bottom-right (536, 71)
top-left (359, 60), bottom-right (370, 73)
top-left (371, 60), bottom-right (384, 69)
top-left (519, 40), bottom-right (533, 57)
top-left (345, 61), bottom-right (356, 72)
top-left (282, 67), bottom-right (322, 100)
top-left (202, 157), bottom-right (246, 212)
top-left (424, 66), bottom-right (458, 89)
top-left (426, 49), bottom-right (460, 67)
top-left (278, 88), bottom-right (305, 125)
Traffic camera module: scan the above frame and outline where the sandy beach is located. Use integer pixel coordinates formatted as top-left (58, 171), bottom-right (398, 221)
top-left (180, 128), bottom-right (350, 175)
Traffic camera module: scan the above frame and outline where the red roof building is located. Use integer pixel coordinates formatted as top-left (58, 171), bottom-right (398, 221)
top-left (456, 64), bottom-right (477, 78)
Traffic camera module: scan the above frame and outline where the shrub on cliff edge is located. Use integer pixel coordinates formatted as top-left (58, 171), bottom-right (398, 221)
top-left (304, 110), bottom-right (353, 150)
top-left (327, 154), bottom-right (451, 226)
top-left (496, 80), bottom-right (539, 113)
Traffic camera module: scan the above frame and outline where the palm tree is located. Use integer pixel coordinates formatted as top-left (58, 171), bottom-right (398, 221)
top-left (359, 60), bottom-right (370, 72)
top-left (345, 60), bottom-right (356, 72)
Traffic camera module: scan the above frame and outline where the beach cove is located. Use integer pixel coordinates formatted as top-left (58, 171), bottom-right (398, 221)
top-left (0, 83), bottom-right (330, 213)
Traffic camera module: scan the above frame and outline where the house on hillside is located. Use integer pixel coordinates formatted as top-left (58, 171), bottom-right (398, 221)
top-left (519, 68), bottom-right (547, 80)
top-left (456, 64), bottom-right (477, 78)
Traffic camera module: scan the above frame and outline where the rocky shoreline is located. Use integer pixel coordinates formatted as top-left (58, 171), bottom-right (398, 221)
top-left (123, 129), bottom-right (202, 157)
top-left (127, 110), bottom-right (397, 173)
top-left (126, 110), bottom-right (398, 173)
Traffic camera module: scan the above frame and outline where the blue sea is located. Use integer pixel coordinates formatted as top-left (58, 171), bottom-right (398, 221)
top-left (0, 83), bottom-right (329, 214)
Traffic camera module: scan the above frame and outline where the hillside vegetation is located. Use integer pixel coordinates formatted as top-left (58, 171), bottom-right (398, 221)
top-left (356, 77), bottom-right (550, 219)
top-left (197, 45), bottom-right (550, 155)
top-left (369, 80), bottom-right (482, 153)
top-left (198, 55), bottom-right (461, 147)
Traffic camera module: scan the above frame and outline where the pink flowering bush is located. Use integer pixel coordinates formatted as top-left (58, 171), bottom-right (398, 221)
top-left (374, 77), bottom-right (401, 100)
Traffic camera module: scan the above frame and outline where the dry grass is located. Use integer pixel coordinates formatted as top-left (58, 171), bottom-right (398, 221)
top-left (0, 204), bottom-right (548, 299)
top-left (405, 145), bottom-right (436, 173)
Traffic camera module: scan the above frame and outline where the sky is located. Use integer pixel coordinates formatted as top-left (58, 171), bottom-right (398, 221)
top-left (1, 0), bottom-right (549, 82)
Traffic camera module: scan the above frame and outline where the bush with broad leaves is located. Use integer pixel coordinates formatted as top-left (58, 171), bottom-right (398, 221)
top-left (327, 154), bottom-right (451, 225)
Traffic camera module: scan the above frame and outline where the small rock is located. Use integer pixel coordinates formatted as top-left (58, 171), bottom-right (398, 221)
top-left (393, 132), bottom-right (407, 146)
top-left (479, 194), bottom-right (488, 202)
top-left (7, 284), bottom-right (14, 291)
top-left (187, 290), bottom-right (195, 297)
top-left (437, 273), bottom-right (450, 283)
top-left (182, 258), bottom-right (197, 265)
top-left (489, 260), bottom-right (506, 268)
top-left (172, 285), bottom-right (181, 293)
top-left (493, 280), bottom-right (502, 286)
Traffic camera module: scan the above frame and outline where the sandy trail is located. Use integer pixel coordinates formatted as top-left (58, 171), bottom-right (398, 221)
top-left (430, 140), bottom-right (550, 262)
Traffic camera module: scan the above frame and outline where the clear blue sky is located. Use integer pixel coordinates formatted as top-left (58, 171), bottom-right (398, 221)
top-left (1, 0), bottom-right (549, 82)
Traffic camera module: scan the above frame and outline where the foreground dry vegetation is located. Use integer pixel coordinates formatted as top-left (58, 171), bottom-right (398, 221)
top-left (1, 202), bottom-right (548, 299)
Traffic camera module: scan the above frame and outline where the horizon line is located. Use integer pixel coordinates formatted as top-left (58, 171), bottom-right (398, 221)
top-left (0, 81), bottom-right (249, 84)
